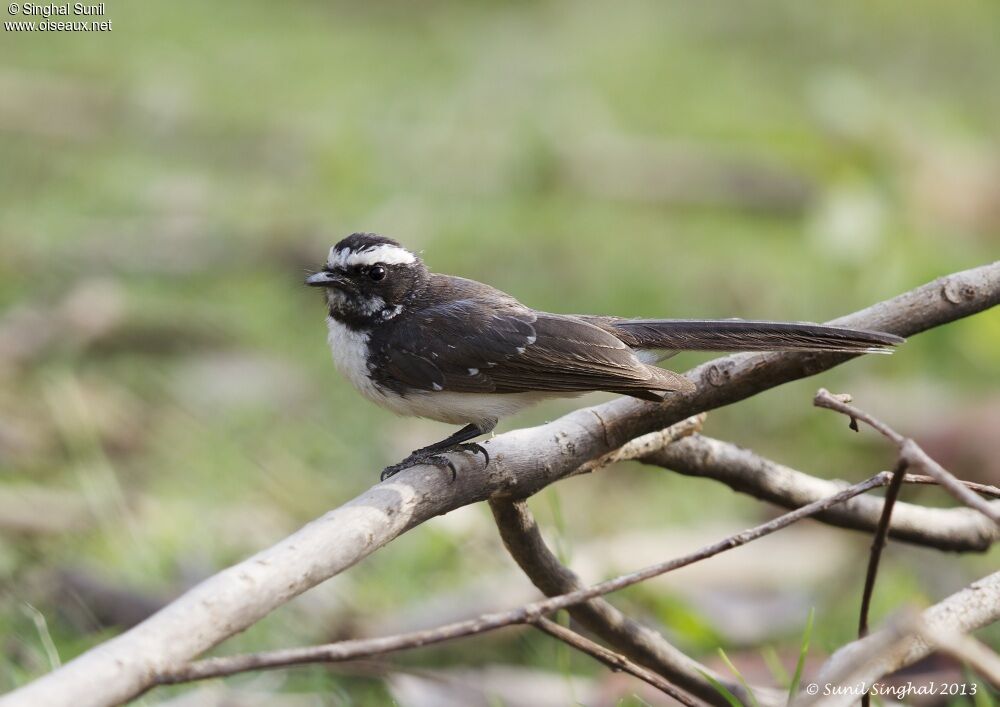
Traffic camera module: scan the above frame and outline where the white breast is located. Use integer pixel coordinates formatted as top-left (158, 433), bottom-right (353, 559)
top-left (326, 317), bottom-right (383, 404)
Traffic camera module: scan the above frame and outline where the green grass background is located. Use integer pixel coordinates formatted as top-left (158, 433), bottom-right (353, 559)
top-left (1, 1), bottom-right (997, 704)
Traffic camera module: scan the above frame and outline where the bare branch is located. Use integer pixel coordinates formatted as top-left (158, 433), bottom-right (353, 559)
top-left (530, 617), bottom-right (701, 707)
top-left (490, 497), bottom-right (782, 707)
top-left (4, 262), bottom-right (998, 707)
top-left (645, 434), bottom-right (1000, 552)
top-left (793, 570), bottom-right (1000, 707)
top-left (815, 389), bottom-right (1000, 525)
top-left (492, 453), bottom-right (997, 707)
top-left (155, 475), bottom-right (888, 695)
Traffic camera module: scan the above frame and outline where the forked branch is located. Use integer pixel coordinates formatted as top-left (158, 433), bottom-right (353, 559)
top-left (814, 389), bottom-right (1000, 525)
top-left (489, 496), bottom-right (784, 707)
top-left (156, 474), bottom-right (889, 692)
top-left (635, 433), bottom-right (998, 551)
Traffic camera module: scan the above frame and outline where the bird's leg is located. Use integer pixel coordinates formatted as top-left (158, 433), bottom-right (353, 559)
top-left (412, 422), bottom-right (493, 462)
top-left (380, 421), bottom-right (495, 481)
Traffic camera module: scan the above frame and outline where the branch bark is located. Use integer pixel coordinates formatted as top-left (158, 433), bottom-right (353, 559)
top-left (645, 434), bottom-right (1000, 552)
top-left (4, 262), bottom-right (998, 707)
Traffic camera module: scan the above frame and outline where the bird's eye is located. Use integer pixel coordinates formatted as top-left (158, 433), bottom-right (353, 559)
top-left (368, 265), bottom-right (386, 281)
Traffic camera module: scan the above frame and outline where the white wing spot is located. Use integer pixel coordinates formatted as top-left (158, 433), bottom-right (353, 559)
top-left (526, 335), bottom-right (537, 345)
top-left (516, 346), bottom-right (526, 354)
top-left (468, 368), bottom-right (479, 375)
top-left (431, 383), bottom-right (443, 391)
top-left (381, 304), bottom-right (403, 320)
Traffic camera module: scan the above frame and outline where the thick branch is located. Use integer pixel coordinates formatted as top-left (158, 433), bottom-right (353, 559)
top-left (4, 262), bottom-right (998, 707)
top-left (645, 434), bottom-right (1000, 552)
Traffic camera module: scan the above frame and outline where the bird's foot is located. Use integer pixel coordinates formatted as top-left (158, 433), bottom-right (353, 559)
top-left (452, 442), bottom-right (490, 467)
top-left (379, 443), bottom-right (490, 482)
top-left (380, 453), bottom-right (454, 482)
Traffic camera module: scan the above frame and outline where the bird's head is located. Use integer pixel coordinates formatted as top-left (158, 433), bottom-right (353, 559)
top-left (306, 233), bottom-right (428, 325)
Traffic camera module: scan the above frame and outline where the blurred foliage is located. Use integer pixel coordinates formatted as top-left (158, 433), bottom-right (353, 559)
top-left (1, 0), bottom-right (997, 704)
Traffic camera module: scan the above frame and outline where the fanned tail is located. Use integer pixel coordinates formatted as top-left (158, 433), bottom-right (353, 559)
top-left (608, 319), bottom-right (904, 355)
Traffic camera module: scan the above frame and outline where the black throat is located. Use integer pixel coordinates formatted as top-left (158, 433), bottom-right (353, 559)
top-left (325, 269), bottom-right (429, 332)
top-left (328, 299), bottom-right (401, 331)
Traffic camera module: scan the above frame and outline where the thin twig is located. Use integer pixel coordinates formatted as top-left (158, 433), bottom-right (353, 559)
top-left (570, 413), bottom-right (706, 476)
top-left (900, 439), bottom-right (1000, 524)
top-left (490, 497), bottom-right (779, 707)
top-left (814, 389), bottom-right (1000, 525)
top-left (531, 617), bottom-right (701, 707)
top-left (858, 460), bottom-right (908, 640)
top-left (857, 460), bottom-right (907, 707)
top-left (901, 474), bottom-right (1000, 497)
top-left (157, 474), bottom-right (891, 686)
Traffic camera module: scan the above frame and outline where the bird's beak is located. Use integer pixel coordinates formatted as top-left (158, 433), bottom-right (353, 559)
top-left (305, 271), bottom-right (346, 288)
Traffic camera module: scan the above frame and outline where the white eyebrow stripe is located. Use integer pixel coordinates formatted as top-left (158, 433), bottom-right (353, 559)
top-left (327, 244), bottom-right (417, 268)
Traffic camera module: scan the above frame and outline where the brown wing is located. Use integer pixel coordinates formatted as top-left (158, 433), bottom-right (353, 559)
top-left (368, 299), bottom-right (694, 398)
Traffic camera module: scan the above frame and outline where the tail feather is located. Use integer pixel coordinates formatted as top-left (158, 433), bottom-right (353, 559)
top-left (608, 319), bottom-right (904, 355)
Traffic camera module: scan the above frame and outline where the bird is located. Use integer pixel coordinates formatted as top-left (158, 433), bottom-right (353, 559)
top-left (306, 233), bottom-right (903, 481)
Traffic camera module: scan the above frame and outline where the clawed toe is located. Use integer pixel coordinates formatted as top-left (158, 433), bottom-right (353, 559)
top-left (456, 442), bottom-right (490, 467)
top-left (380, 463), bottom-right (404, 482)
top-left (380, 453), bottom-right (456, 482)
top-left (379, 443), bottom-right (490, 482)
top-left (425, 454), bottom-right (457, 481)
